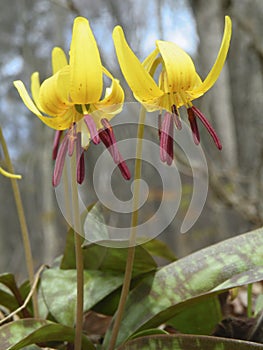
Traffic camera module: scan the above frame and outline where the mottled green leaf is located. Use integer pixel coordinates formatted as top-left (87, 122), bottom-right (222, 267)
top-left (83, 201), bottom-right (109, 242)
top-left (40, 269), bottom-right (124, 326)
top-left (0, 318), bottom-right (94, 350)
top-left (0, 274), bottom-right (30, 317)
top-left (117, 334), bottom-right (263, 350)
top-left (130, 328), bottom-right (169, 340)
top-left (0, 289), bottom-right (18, 311)
top-left (166, 295), bottom-right (221, 335)
top-left (141, 238), bottom-right (177, 262)
top-left (104, 228), bottom-right (263, 347)
top-left (0, 274), bottom-right (18, 294)
top-left (61, 229), bottom-right (157, 276)
top-left (83, 242), bottom-right (157, 276)
top-left (212, 266), bottom-right (263, 292)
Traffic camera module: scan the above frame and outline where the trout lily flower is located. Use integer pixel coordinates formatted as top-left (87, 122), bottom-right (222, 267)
top-left (113, 16), bottom-right (232, 164)
top-left (14, 17), bottom-right (130, 186)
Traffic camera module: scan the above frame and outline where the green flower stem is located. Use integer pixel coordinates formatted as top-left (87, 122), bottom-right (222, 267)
top-left (70, 152), bottom-right (84, 350)
top-left (0, 126), bottom-right (39, 318)
top-left (108, 106), bottom-right (147, 350)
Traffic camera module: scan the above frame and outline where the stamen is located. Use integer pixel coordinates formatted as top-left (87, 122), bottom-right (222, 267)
top-left (118, 155), bottom-right (131, 180)
top-left (100, 119), bottom-right (120, 163)
top-left (166, 119), bottom-right (174, 166)
top-left (187, 108), bottom-right (200, 145)
top-left (191, 105), bottom-right (222, 150)
top-left (52, 130), bottom-right (63, 160)
top-left (99, 127), bottom-right (131, 180)
top-left (52, 135), bottom-right (69, 187)
top-left (84, 114), bottom-right (100, 145)
top-left (172, 105), bottom-right (182, 130)
top-left (160, 112), bottom-right (174, 164)
top-left (158, 113), bottom-right (162, 139)
top-left (76, 132), bottom-right (85, 184)
top-left (68, 123), bottom-right (77, 156)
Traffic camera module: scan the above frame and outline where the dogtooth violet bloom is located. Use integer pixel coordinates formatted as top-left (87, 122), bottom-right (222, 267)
top-left (113, 16), bottom-right (232, 165)
top-left (14, 17), bottom-right (130, 186)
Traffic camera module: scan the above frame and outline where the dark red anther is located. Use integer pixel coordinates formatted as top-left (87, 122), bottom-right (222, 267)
top-left (158, 113), bottom-right (162, 139)
top-left (52, 130), bottom-right (63, 160)
top-left (191, 105), bottom-right (222, 150)
top-left (76, 132), bottom-right (85, 184)
top-left (52, 134), bottom-right (69, 187)
top-left (187, 107), bottom-right (200, 145)
top-left (118, 155), bottom-right (131, 180)
top-left (160, 112), bottom-right (174, 164)
top-left (99, 122), bottom-right (131, 180)
top-left (99, 119), bottom-right (120, 163)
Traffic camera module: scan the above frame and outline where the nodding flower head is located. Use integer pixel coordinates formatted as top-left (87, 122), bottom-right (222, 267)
top-left (14, 17), bottom-right (130, 185)
top-left (113, 16), bottom-right (232, 163)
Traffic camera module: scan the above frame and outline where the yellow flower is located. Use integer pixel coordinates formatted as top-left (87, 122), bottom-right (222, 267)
top-left (14, 17), bottom-right (130, 185)
top-left (113, 16), bottom-right (232, 164)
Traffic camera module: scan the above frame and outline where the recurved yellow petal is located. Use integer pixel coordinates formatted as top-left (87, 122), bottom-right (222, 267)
top-left (95, 67), bottom-right (124, 108)
top-left (0, 166), bottom-right (21, 179)
top-left (13, 80), bottom-right (69, 130)
top-left (156, 41), bottom-right (198, 93)
top-left (14, 80), bottom-right (45, 118)
top-left (31, 72), bottom-right (42, 111)
top-left (38, 69), bottom-right (71, 116)
top-left (52, 47), bottom-right (68, 74)
top-left (113, 26), bottom-right (163, 103)
top-left (142, 48), bottom-right (159, 73)
top-left (69, 17), bottom-right (103, 104)
top-left (193, 16), bottom-right (232, 95)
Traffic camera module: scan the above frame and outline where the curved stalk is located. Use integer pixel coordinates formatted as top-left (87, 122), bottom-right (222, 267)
top-left (70, 151), bottom-right (84, 350)
top-left (0, 126), bottom-right (39, 317)
top-left (108, 106), bottom-right (146, 350)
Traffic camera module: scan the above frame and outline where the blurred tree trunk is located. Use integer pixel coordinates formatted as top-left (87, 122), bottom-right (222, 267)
top-left (190, 0), bottom-right (263, 238)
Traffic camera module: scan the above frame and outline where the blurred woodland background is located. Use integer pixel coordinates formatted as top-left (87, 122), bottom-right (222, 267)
top-left (0, 0), bottom-right (263, 279)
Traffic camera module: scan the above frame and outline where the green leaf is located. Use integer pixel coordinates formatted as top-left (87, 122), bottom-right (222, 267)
top-left (0, 274), bottom-right (18, 294)
top-left (117, 334), bottom-right (263, 350)
top-left (141, 238), bottom-right (177, 262)
top-left (84, 243), bottom-right (157, 276)
top-left (40, 269), bottom-right (124, 326)
top-left (103, 227), bottom-right (263, 348)
top-left (0, 274), bottom-right (31, 317)
top-left (130, 328), bottom-right (169, 340)
top-left (166, 295), bottom-right (221, 335)
top-left (0, 289), bottom-right (18, 311)
top-left (61, 229), bottom-right (157, 276)
top-left (0, 318), bottom-right (95, 350)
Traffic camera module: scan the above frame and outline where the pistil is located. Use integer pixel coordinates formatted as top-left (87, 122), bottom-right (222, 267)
top-left (191, 106), bottom-right (222, 150)
top-left (159, 111), bottom-right (174, 165)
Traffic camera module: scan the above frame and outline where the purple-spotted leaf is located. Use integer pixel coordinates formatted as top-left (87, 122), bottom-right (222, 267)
top-left (166, 295), bottom-right (222, 335)
top-left (117, 334), bottom-right (263, 350)
top-left (0, 318), bottom-right (94, 349)
top-left (103, 228), bottom-right (263, 348)
top-left (40, 269), bottom-right (124, 326)
top-left (130, 328), bottom-right (169, 340)
top-left (61, 228), bottom-right (157, 276)
top-left (141, 238), bottom-right (177, 262)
